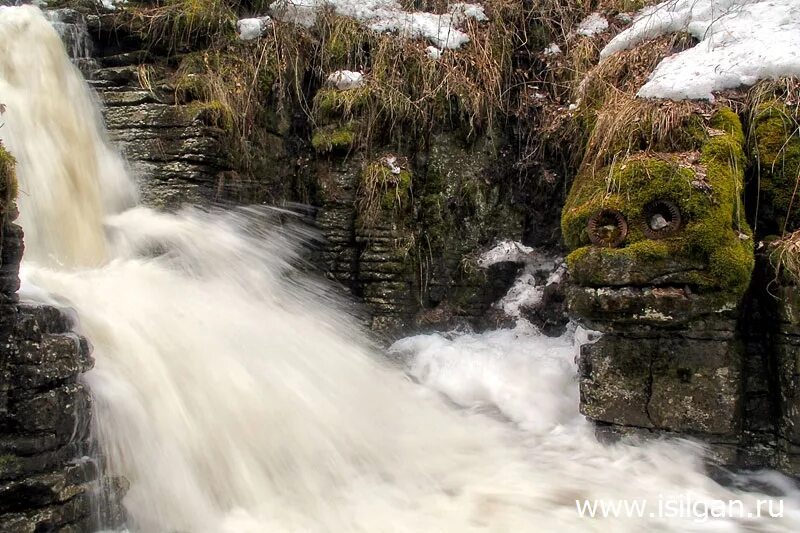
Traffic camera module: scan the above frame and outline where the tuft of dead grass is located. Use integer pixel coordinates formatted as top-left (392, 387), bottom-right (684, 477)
top-left (571, 33), bottom-right (703, 170)
top-left (770, 229), bottom-right (800, 285)
top-left (124, 0), bottom-right (237, 54)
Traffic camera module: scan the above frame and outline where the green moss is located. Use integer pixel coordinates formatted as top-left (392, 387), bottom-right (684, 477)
top-left (566, 240), bottom-right (688, 286)
top-left (711, 106), bottom-right (745, 144)
top-left (124, 0), bottom-right (237, 53)
top-left (311, 123), bottom-right (357, 153)
top-left (0, 143), bottom-right (18, 212)
top-left (751, 100), bottom-right (800, 232)
top-left (186, 100), bottom-right (234, 130)
top-left (562, 107), bottom-right (754, 295)
top-left (359, 160), bottom-right (413, 214)
top-left (173, 52), bottom-right (208, 103)
top-left (319, 16), bottom-right (364, 66)
top-left (313, 86), bottom-right (372, 123)
top-left (382, 170), bottom-right (413, 210)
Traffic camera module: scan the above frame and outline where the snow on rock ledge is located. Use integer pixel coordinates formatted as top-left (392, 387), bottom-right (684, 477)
top-left (576, 13), bottom-right (608, 37)
top-left (477, 240), bottom-right (535, 268)
top-left (601, 0), bottom-right (800, 100)
top-left (327, 70), bottom-right (365, 90)
top-left (237, 16), bottom-right (272, 40)
top-left (477, 242), bottom-right (564, 319)
top-left (269, 0), bottom-right (487, 49)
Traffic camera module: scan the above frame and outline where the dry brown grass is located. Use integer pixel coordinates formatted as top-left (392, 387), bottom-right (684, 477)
top-left (304, 0), bottom-right (531, 145)
top-left (570, 33), bottom-right (703, 171)
top-left (580, 95), bottom-right (704, 170)
top-left (576, 32), bottom-right (694, 106)
top-left (770, 230), bottom-right (800, 285)
top-left (355, 156), bottom-right (412, 226)
top-left (747, 77), bottom-right (800, 114)
top-left (123, 0), bottom-right (237, 54)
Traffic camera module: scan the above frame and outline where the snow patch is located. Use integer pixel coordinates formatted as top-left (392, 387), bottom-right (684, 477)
top-left (543, 42), bottom-right (561, 56)
top-left (576, 12), bottom-right (608, 36)
top-left (426, 45), bottom-right (443, 59)
top-left (100, 0), bottom-right (127, 10)
top-left (382, 155), bottom-right (403, 174)
top-left (476, 241), bottom-right (566, 319)
top-left (634, 308), bottom-right (674, 321)
top-left (237, 17), bottom-right (272, 41)
top-left (601, 0), bottom-right (800, 100)
top-left (476, 240), bottom-right (534, 268)
top-left (269, 0), bottom-right (487, 49)
top-left (327, 70), bottom-right (364, 90)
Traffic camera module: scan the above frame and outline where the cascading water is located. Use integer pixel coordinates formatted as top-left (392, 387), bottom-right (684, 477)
top-left (1, 5), bottom-right (799, 532)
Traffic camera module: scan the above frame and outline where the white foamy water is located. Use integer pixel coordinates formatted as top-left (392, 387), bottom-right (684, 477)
top-left (2, 5), bottom-right (800, 532)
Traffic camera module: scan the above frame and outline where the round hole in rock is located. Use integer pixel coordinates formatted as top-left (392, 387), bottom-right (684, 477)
top-left (642, 200), bottom-right (681, 239)
top-left (587, 209), bottom-right (628, 248)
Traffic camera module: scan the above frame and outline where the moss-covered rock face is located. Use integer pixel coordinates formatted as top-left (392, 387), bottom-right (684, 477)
top-left (358, 159), bottom-right (412, 213)
top-left (0, 142), bottom-right (18, 213)
top-left (418, 133), bottom-right (524, 311)
top-left (311, 122), bottom-right (358, 153)
top-left (313, 86), bottom-right (372, 123)
top-left (752, 100), bottom-right (800, 234)
top-left (562, 108), bottom-right (754, 306)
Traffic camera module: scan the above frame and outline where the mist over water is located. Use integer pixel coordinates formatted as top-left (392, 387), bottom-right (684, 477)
top-left (2, 5), bottom-right (799, 532)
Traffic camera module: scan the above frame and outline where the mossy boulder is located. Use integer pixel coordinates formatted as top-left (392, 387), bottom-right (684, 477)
top-left (562, 107), bottom-right (754, 298)
top-left (751, 100), bottom-right (800, 234)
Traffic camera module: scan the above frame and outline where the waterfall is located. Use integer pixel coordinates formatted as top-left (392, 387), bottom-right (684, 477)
top-left (1, 5), bottom-right (798, 532)
top-left (44, 8), bottom-right (93, 61)
top-left (0, 6), bottom-right (135, 267)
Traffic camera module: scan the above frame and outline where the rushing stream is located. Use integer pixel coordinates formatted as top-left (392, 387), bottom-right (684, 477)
top-left (1, 5), bottom-right (800, 532)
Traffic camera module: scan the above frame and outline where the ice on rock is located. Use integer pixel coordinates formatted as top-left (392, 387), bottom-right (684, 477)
top-left (475, 241), bottom-right (565, 319)
top-left (476, 240), bottom-right (535, 268)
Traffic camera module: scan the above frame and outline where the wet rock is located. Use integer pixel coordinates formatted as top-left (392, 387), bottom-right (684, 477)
top-left (580, 334), bottom-right (743, 435)
top-left (0, 492), bottom-right (91, 533)
top-left (0, 213), bottom-right (123, 531)
top-left (103, 103), bottom-right (194, 130)
top-left (567, 285), bottom-right (739, 331)
top-left (520, 269), bottom-right (569, 336)
top-left (0, 463), bottom-right (90, 513)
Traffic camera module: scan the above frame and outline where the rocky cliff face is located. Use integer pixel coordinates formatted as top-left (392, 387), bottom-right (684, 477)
top-left (31, 0), bottom-right (800, 478)
top-left (64, 3), bottom-right (549, 337)
top-left (0, 181), bottom-right (124, 530)
top-left (556, 31), bottom-right (800, 473)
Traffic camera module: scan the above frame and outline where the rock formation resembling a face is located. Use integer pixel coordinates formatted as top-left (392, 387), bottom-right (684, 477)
top-left (561, 108), bottom-right (754, 329)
